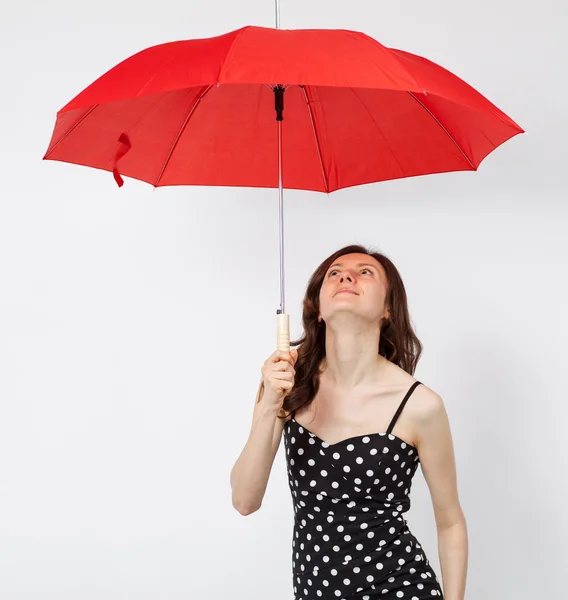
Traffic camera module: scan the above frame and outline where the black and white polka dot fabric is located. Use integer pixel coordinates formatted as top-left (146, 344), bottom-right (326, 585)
top-left (283, 381), bottom-right (444, 599)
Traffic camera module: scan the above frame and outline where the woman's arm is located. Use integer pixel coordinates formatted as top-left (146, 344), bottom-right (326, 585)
top-left (414, 387), bottom-right (468, 600)
top-left (230, 380), bottom-right (288, 515)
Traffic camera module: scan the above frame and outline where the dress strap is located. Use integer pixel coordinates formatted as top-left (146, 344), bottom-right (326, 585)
top-left (386, 381), bottom-right (422, 434)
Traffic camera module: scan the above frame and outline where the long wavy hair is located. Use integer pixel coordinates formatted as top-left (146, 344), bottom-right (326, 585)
top-left (277, 244), bottom-right (422, 420)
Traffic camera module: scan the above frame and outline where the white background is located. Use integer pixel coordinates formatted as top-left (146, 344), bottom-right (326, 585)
top-left (0, 0), bottom-right (566, 598)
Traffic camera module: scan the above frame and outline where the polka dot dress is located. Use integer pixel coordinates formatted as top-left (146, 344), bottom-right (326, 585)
top-left (283, 381), bottom-right (444, 599)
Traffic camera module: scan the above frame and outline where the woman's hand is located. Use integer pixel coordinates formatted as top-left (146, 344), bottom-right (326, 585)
top-left (260, 349), bottom-right (298, 411)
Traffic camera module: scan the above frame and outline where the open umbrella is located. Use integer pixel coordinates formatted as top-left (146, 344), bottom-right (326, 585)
top-left (43, 18), bottom-right (523, 351)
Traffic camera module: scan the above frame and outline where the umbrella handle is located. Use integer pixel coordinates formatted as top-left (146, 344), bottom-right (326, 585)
top-left (251, 313), bottom-right (289, 416)
top-left (277, 313), bottom-right (290, 352)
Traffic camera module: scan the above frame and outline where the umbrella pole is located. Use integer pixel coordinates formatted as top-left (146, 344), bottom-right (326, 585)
top-left (273, 4), bottom-right (290, 352)
top-left (274, 85), bottom-right (290, 352)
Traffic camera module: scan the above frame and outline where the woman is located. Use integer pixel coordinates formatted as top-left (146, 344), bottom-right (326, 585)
top-left (230, 244), bottom-right (468, 600)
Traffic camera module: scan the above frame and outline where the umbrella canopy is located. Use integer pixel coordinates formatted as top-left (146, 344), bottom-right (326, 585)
top-left (44, 25), bottom-right (523, 193)
top-left (44, 25), bottom-right (523, 351)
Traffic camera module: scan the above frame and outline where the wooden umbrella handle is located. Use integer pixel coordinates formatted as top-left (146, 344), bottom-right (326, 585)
top-left (251, 312), bottom-right (290, 414)
top-left (277, 312), bottom-right (290, 352)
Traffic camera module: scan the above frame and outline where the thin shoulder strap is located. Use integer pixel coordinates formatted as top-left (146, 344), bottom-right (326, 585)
top-left (386, 381), bottom-right (422, 434)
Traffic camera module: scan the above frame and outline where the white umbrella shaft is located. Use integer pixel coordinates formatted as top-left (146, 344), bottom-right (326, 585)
top-left (273, 1), bottom-right (290, 352)
top-left (276, 108), bottom-right (290, 351)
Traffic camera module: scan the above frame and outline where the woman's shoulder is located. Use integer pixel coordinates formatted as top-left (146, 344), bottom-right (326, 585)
top-left (406, 379), bottom-right (446, 423)
top-left (386, 361), bottom-right (441, 402)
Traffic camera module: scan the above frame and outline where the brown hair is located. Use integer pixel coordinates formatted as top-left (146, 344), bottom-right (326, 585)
top-left (278, 244), bottom-right (422, 420)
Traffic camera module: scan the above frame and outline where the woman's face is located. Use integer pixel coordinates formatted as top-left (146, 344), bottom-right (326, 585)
top-left (318, 253), bottom-right (389, 327)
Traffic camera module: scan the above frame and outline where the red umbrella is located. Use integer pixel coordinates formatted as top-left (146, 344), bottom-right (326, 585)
top-left (43, 24), bottom-right (523, 349)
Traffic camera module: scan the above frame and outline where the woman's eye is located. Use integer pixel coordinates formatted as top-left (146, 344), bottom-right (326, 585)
top-left (328, 268), bottom-right (372, 277)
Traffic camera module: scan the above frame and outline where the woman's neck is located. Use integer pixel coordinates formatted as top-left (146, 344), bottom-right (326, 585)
top-left (321, 327), bottom-right (386, 390)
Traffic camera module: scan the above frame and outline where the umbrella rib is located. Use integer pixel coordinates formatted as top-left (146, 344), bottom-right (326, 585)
top-left (301, 86), bottom-right (329, 193)
top-left (407, 92), bottom-right (476, 169)
top-left (44, 105), bottom-right (99, 157)
top-left (154, 85), bottom-right (214, 187)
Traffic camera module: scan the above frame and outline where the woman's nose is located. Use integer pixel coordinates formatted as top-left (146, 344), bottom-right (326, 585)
top-left (340, 273), bottom-right (353, 282)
